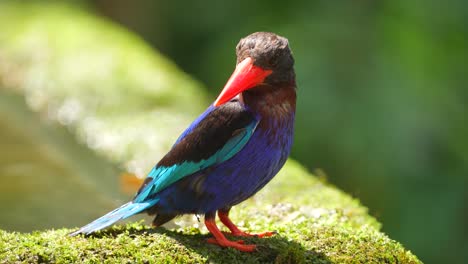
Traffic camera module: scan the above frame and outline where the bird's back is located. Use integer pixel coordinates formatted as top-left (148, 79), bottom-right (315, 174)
top-left (153, 89), bottom-right (295, 216)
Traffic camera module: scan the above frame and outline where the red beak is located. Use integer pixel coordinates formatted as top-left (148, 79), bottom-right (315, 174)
top-left (213, 57), bottom-right (273, 107)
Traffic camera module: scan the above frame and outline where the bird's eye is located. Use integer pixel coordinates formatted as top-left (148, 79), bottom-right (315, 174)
top-left (268, 55), bottom-right (279, 67)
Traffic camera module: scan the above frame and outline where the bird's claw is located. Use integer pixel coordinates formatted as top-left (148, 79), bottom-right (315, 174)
top-left (206, 237), bottom-right (256, 252)
top-left (207, 237), bottom-right (245, 244)
top-left (229, 230), bottom-right (278, 238)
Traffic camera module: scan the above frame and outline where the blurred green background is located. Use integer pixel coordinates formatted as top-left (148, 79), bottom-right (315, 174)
top-left (1, 1), bottom-right (467, 263)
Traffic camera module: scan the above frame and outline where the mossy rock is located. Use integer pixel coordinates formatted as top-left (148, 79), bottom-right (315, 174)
top-left (0, 2), bottom-right (420, 263)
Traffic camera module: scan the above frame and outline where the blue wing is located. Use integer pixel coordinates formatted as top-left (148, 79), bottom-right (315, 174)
top-left (70, 100), bottom-right (258, 236)
top-left (134, 100), bottom-right (259, 203)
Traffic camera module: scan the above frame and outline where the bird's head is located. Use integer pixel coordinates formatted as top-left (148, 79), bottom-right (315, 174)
top-left (214, 32), bottom-right (295, 107)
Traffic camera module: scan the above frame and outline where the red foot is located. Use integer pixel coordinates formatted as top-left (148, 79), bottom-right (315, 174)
top-left (205, 213), bottom-right (256, 252)
top-left (206, 238), bottom-right (256, 252)
top-left (218, 210), bottom-right (277, 238)
top-left (209, 238), bottom-right (245, 244)
top-left (229, 230), bottom-right (277, 238)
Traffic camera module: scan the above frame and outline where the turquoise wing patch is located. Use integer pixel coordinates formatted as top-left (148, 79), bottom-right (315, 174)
top-left (133, 120), bottom-right (258, 203)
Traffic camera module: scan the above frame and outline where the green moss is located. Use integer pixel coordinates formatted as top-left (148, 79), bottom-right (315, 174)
top-left (0, 163), bottom-right (420, 263)
top-left (0, 1), bottom-right (207, 170)
top-left (0, 2), bottom-right (421, 263)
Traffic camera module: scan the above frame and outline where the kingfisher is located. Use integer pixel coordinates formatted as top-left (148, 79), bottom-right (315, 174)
top-left (71, 32), bottom-right (296, 252)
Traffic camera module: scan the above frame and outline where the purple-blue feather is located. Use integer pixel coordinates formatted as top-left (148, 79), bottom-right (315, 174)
top-left (154, 108), bottom-right (295, 214)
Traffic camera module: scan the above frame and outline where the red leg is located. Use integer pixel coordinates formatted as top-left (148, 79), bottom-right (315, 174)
top-left (204, 212), bottom-right (256, 252)
top-left (218, 208), bottom-right (277, 238)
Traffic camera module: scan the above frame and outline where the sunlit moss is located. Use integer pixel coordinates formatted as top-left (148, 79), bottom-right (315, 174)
top-left (0, 162), bottom-right (420, 263)
top-left (0, 1), bottom-right (207, 178)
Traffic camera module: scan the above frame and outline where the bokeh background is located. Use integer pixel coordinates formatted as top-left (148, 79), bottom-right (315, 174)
top-left (1, 1), bottom-right (467, 263)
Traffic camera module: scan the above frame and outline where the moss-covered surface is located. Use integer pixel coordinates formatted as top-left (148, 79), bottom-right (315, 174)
top-left (0, 2), bottom-right (421, 263)
top-left (0, 161), bottom-right (420, 263)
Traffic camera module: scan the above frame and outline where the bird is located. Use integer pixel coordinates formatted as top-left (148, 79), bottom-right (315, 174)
top-left (70, 32), bottom-right (296, 252)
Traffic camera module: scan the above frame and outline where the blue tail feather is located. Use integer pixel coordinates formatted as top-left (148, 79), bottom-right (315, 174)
top-left (69, 200), bottom-right (157, 236)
